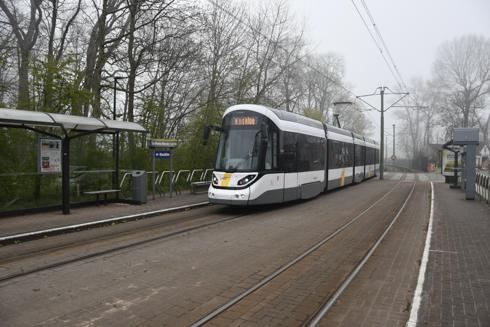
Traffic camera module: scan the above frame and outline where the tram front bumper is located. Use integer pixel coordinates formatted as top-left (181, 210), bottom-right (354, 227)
top-left (208, 185), bottom-right (250, 205)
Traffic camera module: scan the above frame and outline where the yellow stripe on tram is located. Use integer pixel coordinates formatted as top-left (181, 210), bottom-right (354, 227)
top-left (221, 173), bottom-right (232, 187)
top-left (340, 168), bottom-right (346, 187)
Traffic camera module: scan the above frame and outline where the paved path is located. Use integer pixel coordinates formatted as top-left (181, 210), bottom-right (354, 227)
top-left (416, 183), bottom-right (490, 327)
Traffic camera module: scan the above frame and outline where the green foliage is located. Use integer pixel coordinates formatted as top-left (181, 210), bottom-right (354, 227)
top-left (31, 57), bottom-right (92, 114)
top-left (142, 99), bottom-right (166, 138)
top-left (174, 105), bottom-right (223, 171)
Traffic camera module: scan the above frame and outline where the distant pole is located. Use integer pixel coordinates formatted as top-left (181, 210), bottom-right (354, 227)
top-left (392, 124), bottom-right (396, 158)
top-left (385, 136), bottom-right (388, 161)
top-left (355, 87), bottom-right (408, 180)
top-left (169, 150), bottom-right (173, 198)
top-left (152, 150), bottom-right (156, 200)
top-left (113, 77), bottom-right (121, 196)
top-left (62, 137), bottom-right (70, 214)
top-left (380, 87), bottom-right (385, 180)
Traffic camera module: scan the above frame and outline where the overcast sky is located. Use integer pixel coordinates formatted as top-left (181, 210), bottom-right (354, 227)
top-left (284, 0), bottom-right (490, 144)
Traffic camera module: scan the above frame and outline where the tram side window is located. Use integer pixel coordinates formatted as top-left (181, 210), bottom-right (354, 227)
top-left (265, 129), bottom-right (278, 170)
top-left (328, 140), bottom-right (338, 169)
top-left (328, 140), bottom-right (352, 169)
top-left (375, 149), bottom-right (379, 164)
top-left (347, 143), bottom-right (354, 167)
top-left (280, 132), bottom-right (297, 172)
top-left (297, 134), bottom-right (325, 171)
top-left (309, 136), bottom-right (325, 171)
top-left (355, 144), bottom-right (363, 166)
top-left (366, 147), bottom-right (375, 165)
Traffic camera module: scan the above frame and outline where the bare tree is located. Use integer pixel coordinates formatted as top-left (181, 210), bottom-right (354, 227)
top-left (0, 0), bottom-right (43, 108)
top-left (432, 34), bottom-right (490, 128)
top-left (39, 0), bottom-right (82, 111)
top-left (302, 53), bottom-right (344, 119)
top-left (200, 0), bottom-right (246, 113)
top-left (335, 102), bottom-right (373, 136)
top-left (248, 1), bottom-right (298, 105)
top-left (0, 27), bottom-right (16, 105)
top-left (81, 0), bottom-right (127, 117)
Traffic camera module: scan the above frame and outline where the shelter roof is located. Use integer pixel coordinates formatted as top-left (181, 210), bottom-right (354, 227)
top-left (0, 108), bottom-right (146, 134)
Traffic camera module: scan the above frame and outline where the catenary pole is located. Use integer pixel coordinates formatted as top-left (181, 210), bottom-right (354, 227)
top-left (380, 87), bottom-right (385, 179)
top-left (393, 124), bottom-right (396, 159)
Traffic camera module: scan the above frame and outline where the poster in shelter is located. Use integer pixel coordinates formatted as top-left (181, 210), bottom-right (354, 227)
top-left (441, 149), bottom-right (455, 176)
top-left (39, 138), bottom-right (62, 173)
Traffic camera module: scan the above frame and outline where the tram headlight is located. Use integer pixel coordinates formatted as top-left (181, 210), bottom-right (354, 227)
top-left (212, 173), bottom-right (218, 185)
top-left (237, 174), bottom-right (256, 186)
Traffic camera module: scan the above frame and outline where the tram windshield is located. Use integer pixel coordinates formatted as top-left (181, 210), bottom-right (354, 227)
top-left (215, 113), bottom-right (264, 172)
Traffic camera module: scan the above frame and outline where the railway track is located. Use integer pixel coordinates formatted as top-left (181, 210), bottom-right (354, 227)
top-left (0, 201), bottom-right (211, 246)
top-left (0, 207), bottom-right (256, 283)
top-left (0, 175), bottom-right (406, 294)
top-left (191, 176), bottom-right (414, 326)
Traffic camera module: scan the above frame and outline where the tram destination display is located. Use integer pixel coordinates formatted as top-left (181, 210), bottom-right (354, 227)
top-left (39, 137), bottom-right (62, 173)
top-left (231, 116), bottom-right (257, 126)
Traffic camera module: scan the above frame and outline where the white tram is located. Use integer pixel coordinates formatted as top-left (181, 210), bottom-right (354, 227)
top-left (206, 104), bottom-right (379, 205)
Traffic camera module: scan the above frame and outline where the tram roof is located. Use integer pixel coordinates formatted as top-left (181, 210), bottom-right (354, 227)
top-left (267, 107), bottom-right (324, 129)
top-left (0, 108), bottom-right (146, 134)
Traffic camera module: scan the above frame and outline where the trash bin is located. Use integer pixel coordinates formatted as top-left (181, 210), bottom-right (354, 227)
top-left (132, 170), bottom-right (147, 204)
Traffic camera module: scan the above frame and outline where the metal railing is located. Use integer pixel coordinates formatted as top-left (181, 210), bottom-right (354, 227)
top-left (476, 171), bottom-right (490, 204)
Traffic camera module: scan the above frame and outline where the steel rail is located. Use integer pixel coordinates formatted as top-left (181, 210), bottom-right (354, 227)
top-left (0, 210), bottom-right (253, 284)
top-left (307, 182), bottom-right (416, 326)
top-left (190, 175), bottom-right (408, 327)
top-left (0, 201), bottom-right (210, 245)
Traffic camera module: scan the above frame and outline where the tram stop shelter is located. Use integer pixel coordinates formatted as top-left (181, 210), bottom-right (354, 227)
top-left (443, 128), bottom-right (480, 200)
top-left (0, 108), bottom-right (147, 214)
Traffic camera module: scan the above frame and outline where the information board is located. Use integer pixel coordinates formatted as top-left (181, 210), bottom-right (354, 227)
top-left (441, 149), bottom-right (456, 177)
top-left (39, 137), bottom-right (62, 173)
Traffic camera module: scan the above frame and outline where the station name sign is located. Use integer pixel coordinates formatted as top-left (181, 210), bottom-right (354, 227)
top-left (147, 138), bottom-right (178, 149)
top-left (155, 150), bottom-right (171, 159)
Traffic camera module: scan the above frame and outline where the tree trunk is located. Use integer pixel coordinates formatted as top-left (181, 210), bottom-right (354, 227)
top-left (17, 48), bottom-right (30, 109)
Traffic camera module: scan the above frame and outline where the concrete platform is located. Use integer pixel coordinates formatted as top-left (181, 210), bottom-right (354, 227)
top-left (0, 192), bottom-right (208, 238)
top-left (415, 182), bottom-right (490, 327)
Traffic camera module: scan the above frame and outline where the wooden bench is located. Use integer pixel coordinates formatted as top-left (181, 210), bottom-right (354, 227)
top-left (190, 181), bottom-right (211, 194)
top-left (83, 189), bottom-right (121, 203)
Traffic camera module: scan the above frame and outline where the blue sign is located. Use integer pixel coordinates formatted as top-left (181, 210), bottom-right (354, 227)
top-left (155, 150), bottom-right (171, 159)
